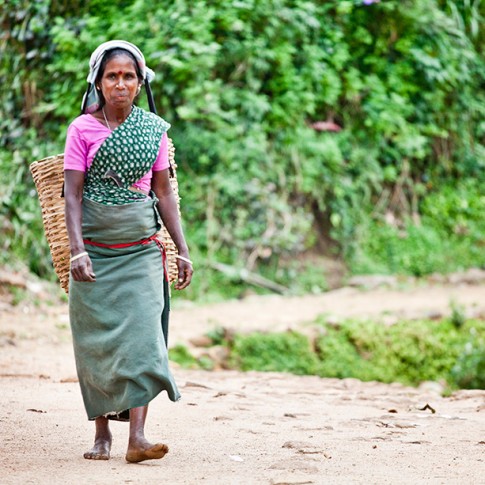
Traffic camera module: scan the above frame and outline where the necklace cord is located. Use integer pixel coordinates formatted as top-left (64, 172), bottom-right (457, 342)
top-left (102, 105), bottom-right (134, 131)
top-left (102, 107), bottom-right (112, 131)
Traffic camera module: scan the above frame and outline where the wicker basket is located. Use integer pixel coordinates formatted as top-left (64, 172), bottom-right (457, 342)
top-left (30, 138), bottom-right (181, 293)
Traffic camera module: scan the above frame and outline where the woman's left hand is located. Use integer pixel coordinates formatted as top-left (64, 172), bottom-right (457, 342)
top-left (174, 256), bottom-right (193, 290)
top-left (151, 170), bottom-right (193, 290)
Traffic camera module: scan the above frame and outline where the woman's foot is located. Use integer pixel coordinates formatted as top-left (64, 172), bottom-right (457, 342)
top-left (125, 438), bottom-right (169, 463)
top-left (84, 435), bottom-right (112, 460)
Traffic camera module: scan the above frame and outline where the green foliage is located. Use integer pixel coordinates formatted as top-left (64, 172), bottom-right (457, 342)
top-left (451, 329), bottom-right (485, 389)
top-left (350, 179), bottom-right (485, 275)
top-left (9, 286), bottom-right (29, 306)
top-left (169, 344), bottom-right (199, 369)
top-left (204, 326), bottom-right (227, 346)
top-left (231, 331), bottom-right (320, 375)
top-left (450, 300), bottom-right (467, 328)
top-left (275, 258), bottom-right (329, 294)
top-left (169, 343), bottom-right (215, 370)
top-left (223, 318), bottom-right (485, 389)
top-left (0, 137), bottom-right (58, 276)
top-left (316, 319), bottom-right (470, 385)
top-left (1, 1), bottom-right (484, 288)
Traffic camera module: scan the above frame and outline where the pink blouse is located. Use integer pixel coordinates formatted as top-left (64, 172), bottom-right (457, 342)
top-left (64, 114), bottom-right (170, 193)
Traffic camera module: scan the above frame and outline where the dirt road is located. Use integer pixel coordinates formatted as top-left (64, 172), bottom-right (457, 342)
top-left (1, 277), bottom-right (484, 484)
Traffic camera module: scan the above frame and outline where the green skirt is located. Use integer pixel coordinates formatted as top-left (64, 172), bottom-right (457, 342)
top-left (69, 196), bottom-right (180, 421)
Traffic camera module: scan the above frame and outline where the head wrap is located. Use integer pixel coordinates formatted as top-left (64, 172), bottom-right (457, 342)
top-left (81, 40), bottom-right (156, 114)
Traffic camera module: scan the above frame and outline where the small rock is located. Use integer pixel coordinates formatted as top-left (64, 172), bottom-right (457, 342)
top-left (347, 275), bottom-right (398, 290)
top-left (425, 310), bottom-right (444, 320)
top-left (324, 314), bottom-right (342, 328)
top-left (228, 455), bottom-right (243, 462)
top-left (207, 345), bottom-right (230, 368)
top-left (381, 315), bottom-right (399, 326)
top-left (282, 441), bottom-right (316, 450)
top-left (0, 270), bottom-right (27, 288)
top-left (418, 381), bottom-right (445, 395)
top-left (188, 335), bottom-right (213, 348)
top-left (26, 281), bottom-right (43, 295)
top-left (448, 268), bottom-right (485, 285)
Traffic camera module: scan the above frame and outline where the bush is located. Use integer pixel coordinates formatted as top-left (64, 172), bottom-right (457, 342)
top-left (223, 318), bottom-right (485, 389)
top-left (349, 179), bottom-right (485, 276)
top-left (451, 329), bottom-right (485, 389)
top-left (315, 318), bottom-right (473, 385)
top-left (231, 331), bottom-right (320, 375)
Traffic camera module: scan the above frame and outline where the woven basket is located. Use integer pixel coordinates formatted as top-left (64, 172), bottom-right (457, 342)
top-left (30, 138), bottom-right (180, 293)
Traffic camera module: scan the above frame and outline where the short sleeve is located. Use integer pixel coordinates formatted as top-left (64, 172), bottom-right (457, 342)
top-left (64, 124), bottom-right (89, 172)
top-left (152, 132), bottom-right (170, 172)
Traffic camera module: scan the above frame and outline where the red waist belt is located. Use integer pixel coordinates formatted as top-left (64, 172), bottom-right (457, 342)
top-left (83, 234), bottom-right (168, 279)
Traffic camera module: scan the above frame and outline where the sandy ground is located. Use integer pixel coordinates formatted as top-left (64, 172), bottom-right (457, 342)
top-left (1, 279), bottom-right (485, 484)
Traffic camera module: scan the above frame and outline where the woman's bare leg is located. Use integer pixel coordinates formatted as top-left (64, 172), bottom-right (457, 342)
top-left (125, 405), bottom-right (168, 463)
top-left (84, 416), bottom-right (112, 460)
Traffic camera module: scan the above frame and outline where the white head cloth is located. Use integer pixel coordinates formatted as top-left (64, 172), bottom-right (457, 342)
top-left (81, 40), bottom-right (155, 114)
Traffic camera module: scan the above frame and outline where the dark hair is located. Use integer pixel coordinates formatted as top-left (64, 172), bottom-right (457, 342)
top-left (95, 48), bottom-right (143, 108)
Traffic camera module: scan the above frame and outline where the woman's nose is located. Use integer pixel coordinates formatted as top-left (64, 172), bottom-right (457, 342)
top-left (116, 77), bottom-right (125, 88)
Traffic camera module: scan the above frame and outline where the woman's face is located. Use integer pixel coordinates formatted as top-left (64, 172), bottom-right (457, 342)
top-left (98, 54), bottom-right (141, 110)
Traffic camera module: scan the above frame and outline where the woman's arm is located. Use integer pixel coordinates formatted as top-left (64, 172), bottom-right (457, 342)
top-left (64, 169), bottom-right (96, 282)
top-left (151, 169), bottom-right (193, 290)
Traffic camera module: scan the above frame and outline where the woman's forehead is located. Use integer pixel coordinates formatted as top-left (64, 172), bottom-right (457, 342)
top-left (104, 55), bottom-right (137, 73)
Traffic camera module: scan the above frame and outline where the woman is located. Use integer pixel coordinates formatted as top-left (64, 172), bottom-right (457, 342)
top-left (64, 40), bottom-right (193, 463)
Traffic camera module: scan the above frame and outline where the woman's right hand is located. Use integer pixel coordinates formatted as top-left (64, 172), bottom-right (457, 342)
top-left (65, 170), bottom-right (95, 282)
top-left (70, 254), bottom-right (96, 282)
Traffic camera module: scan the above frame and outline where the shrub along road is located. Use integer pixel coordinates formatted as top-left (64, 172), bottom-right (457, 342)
top-left (169, 271), bottom-right (485, 345)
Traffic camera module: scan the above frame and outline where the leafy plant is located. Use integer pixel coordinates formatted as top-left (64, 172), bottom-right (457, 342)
top-left (451, 334), bottom-right (485, 389)
top-left (349, 179), bottom-right (485, 276)
top-left (231, 331), bottom-right (320, 375)
top-left (223, 318), bottom-right (485, 389)
top-left (169, 344), bottom-right (199, 369)
top-left (1, 1), bottom-right (484, 291)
